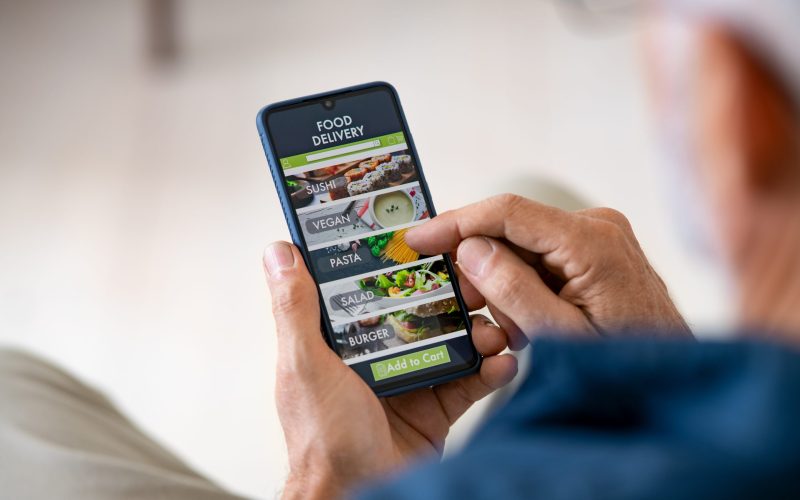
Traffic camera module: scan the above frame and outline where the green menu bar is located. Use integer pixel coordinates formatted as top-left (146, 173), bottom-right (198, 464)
top-left (279, 132), bottom-right (407, 171)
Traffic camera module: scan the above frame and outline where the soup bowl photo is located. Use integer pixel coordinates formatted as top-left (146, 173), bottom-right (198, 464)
top-left (369, 190), bottom-right (416, 229)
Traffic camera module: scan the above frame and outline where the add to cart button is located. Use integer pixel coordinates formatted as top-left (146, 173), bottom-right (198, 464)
top-left (370, 345), bottom-right (451, 382)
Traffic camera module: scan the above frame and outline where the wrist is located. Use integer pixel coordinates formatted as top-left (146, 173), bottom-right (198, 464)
top-left (282, 469), bottom-right (343, 500)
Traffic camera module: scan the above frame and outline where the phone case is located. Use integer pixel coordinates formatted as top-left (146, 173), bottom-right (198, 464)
top-left (256, 82), bottom-right (480, 397)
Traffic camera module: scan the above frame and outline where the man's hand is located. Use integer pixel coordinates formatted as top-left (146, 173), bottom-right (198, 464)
top-left (263, 242), bottom-right (517, 500)
top-left (406, 194), bottom-right (691, 348)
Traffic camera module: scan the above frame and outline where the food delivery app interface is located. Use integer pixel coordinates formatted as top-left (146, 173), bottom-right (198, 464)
top-left (266, 87), bottom-right (476, 387)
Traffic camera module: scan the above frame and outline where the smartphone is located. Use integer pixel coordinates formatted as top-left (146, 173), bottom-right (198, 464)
top-left (256, 82), bottom-right (480, 397)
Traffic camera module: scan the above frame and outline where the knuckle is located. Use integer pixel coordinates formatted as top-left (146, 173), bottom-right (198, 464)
top-left (493, 192), bottom-right (524, 211)
top-left (490, 192), bottom-right (531, 221)
top-left (582, 217), bottom-right (628, 254)
top-left (592, 207), bottom-right (633, 232)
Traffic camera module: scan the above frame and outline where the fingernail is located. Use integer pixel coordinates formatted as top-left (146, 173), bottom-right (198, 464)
top-left (474, 315), bottom-right (499, 329)
top-left (264, 242), bottom-right (295, 277)
top-left (458, 237), bottom-right (493, 277)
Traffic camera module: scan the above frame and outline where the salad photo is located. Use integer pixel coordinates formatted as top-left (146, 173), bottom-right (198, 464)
top-left (358, 260), bottom-right (450, 299)
top-left (320, 258), bottom-right (453, 323)
top-left (321, 258), bottom-right (454, 322)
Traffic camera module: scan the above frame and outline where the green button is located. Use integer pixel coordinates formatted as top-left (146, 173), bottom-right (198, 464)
top-left (370, 345), bottom-right (451, 382)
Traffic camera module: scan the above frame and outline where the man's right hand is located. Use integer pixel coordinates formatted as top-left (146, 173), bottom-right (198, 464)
top-left (405, 194), bottom-right (691, 348)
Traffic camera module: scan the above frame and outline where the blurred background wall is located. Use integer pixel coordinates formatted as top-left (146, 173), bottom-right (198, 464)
top-left (0, 0), bottom-right (732, 497)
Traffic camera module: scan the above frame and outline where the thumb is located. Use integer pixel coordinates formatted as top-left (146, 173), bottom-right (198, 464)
top-left (263, 242), bottom-right (329, 365)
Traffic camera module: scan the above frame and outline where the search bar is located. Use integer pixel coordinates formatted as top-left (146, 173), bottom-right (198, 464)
top-left (306, 139), bottom-right (381, 162)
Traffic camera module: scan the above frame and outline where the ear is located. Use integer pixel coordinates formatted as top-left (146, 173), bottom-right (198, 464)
top-left (698, 27), bottom-right (800, 190)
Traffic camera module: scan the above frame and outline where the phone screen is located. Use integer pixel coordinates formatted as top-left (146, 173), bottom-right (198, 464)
top-left (261, 84), bottom-right (479, 394)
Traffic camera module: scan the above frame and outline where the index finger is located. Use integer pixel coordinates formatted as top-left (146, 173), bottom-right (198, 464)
top-left (405, 194), bottom-right (574, 256)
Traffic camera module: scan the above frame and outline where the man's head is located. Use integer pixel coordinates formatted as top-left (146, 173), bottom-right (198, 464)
top-left (645, 0), bottom-right (800, 333)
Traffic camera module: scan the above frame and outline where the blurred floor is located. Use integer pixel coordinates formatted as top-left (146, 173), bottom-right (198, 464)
top-left (0, 0), bottom-right (732, 497)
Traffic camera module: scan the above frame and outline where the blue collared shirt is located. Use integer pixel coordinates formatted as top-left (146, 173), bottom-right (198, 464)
top-left (357, 337), bottom-right (800, 499)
